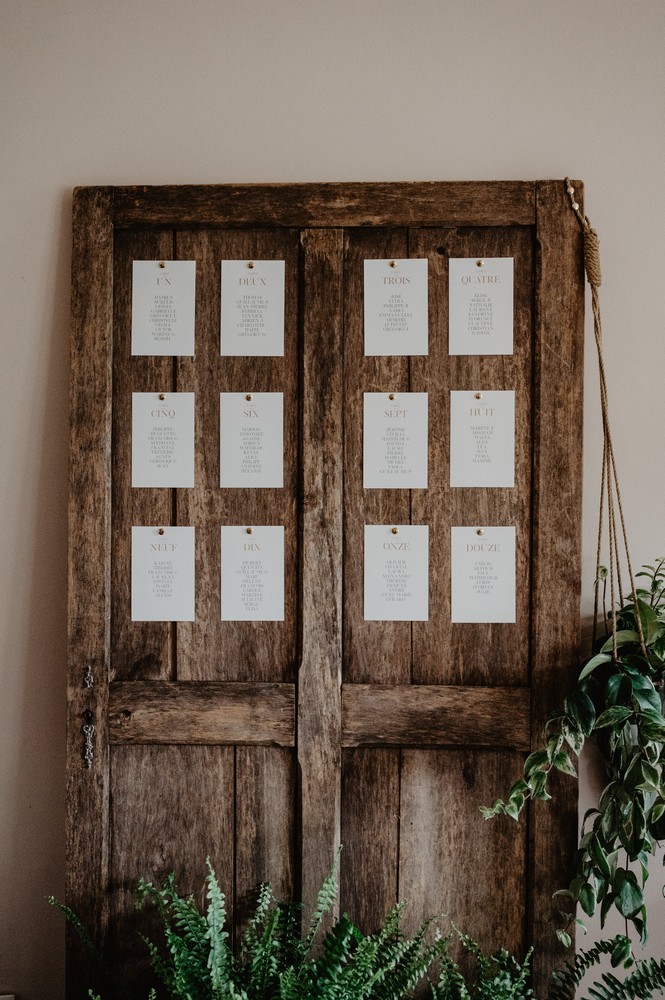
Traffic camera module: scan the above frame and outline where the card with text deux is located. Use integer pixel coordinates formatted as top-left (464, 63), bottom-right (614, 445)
top-left (364, 524), bottom-right (429, 621)
top-left (363, 392), bottom-right (428, 488)
top-left (132, 392), bottom-right (195, 488)
top-left (221, 260), bottom-right (285, 356)
top-left (131, 260), bottom-right (196, 356)
top-left (131, 526), bottom-right (195, 622)
top-left (450, 526), bottom-right (515, 623)
top-left (220, 393), bottom-right (283, 488)
top-left (220, 526), bottom-right (284, 621)
top-left (364, 259), bottom-right (428, 356)
top-left (449, 390), bottom-right (515, 488)
top-left (448, 257), bottom-right (513, 355)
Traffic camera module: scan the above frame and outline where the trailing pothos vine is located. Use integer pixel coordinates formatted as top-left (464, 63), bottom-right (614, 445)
top-left (482, 559), bottom-right (665, 958)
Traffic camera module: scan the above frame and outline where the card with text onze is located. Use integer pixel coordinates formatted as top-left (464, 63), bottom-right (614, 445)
top-left (363, 392), bottom-right (428, 489)
top-left (364, 524), bottom-right (429, 621)
top-left (450, 526), bottom-right (515, 623)
top-left (449, 390), bottom-right (515, 488)
top-left (448, 257), bottom-right (513, 355)
top-left (364, 258), bottom-right (428, 356)
top-left (132, 392), bottom-right (195, 488)
top-left (131, 526), bottom-right (195, 622)
top-left (131, 260), bottom-right (196, 356)
top-left (221, 260), bottom-right (285, 356)
top-left (220, 392), bottom-right (283, 488)
top-left (220, 526), bottom-right (285, 621)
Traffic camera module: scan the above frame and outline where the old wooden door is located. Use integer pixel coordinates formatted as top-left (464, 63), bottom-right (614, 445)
top-left (68, 182), bottom-right (584, 997)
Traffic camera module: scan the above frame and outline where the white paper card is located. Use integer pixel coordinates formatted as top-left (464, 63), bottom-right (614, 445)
top-left (448, 257), bottom-right (513, 355)
top-left (220, 526), bottom-right (284, 621)
top-left (364, 525), bottom-right (429, 621)
top-left (449, 391), bottom-right (515, 488)
top-left (131, 260), bottom-right (195, 356)
top-left (221, 260), bottom-right (285, 356)
top-left (364, 259), bottom-right (428, 356)
top-left (363, 393), bottom-right (428, 489)
top-left (450, 526), bottom-right (515, 623)
top-left (131, 526), bottom-right (195, 622)
top-left (220, 393), bottom-right (283, 488)
top-left (132, 393), bottom-right (195, 488)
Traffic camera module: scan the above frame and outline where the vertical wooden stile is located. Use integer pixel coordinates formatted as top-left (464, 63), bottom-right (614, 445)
top-left (67, 187), bottom-right (114, 999)
top-left (298, 228), bottom-right (345, 915)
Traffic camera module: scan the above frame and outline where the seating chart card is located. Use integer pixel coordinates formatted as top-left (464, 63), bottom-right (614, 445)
top-left (220, 526), bottom-right (285, 621)
top-left (363, 258), bottom-right (428, 356)
top-left (449, 390), bottom-right (515, 488)
top-left (220, 260), bottom-right (285, 356)
top-left (131, 392), bottom-right (195, 488)
top-left (448, 257), bottom-right (514, 355)
top-left (131, 526), bottom-right (195, 622)
top-left (363, 392), bottom-right (428, 489)
top-left (450, 526), bottom-right (516, 623)
top-left (220, 392), bottom-right (283, 488)
top-left (131, 260), bottom-right (196, 356)
top-left (364, 524), bottom-right (429, 621)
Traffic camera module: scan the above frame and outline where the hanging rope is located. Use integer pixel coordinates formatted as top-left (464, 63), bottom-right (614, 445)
top-left (564, 179), bottom-right (647, 659)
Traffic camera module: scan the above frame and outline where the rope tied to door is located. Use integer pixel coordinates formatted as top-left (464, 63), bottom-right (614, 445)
top-left (564, 178), bottom-right (646, 660)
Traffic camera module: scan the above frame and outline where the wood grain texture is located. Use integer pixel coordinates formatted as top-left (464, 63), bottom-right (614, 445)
top-left (113, 182), bottom-right (536, 229)
top-left (175, 228), bottom-right (299, 682)
top-left (409, 226), bottom-right (534, 686)
top-left (108, 745), bottom-right (234, 993)
top-left (108, 681), bottom-right (295, 745)
top-left (342, 684), bottom-right (531, 749)
top-left (298, 228), bottom-right (344, 917)
top-left (340, 749), bottom-right (400, 933)
top-left (529, 180), bottom-right (585, 990)
top-left (235, 747), bottom-right (295, 939)
top-left (67, 187), bottom-right (114, 1000)
top-left (111, 229), bottom-right (174, 681)
top-left (342, 228), bottom-right (412, 684)
top-left (398, 750), bottom-right (527, 955)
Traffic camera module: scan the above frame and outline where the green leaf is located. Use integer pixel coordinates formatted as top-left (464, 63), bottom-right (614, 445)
top-left (614, 869), bottom-right (644, 917)
top-left (562, 718), bottom-right (585, 756)
top-left (578, 882), bottom-right (596, 917)
top-left (595, 706), bottom-right (633, 729)
top-left (604, 672), bottom-right (632, 707)
top-left (637, 760), bottom-right (661, 793)
top-left (610, 935), bottom-right (633, 968)
top-left (556, 930), bottom-right (572, 949)
top-left (579, 652), bottom-right (612, 681)
top-left (630, 673), bottom-right (663, 713)
top-left (601, 631), bottom-right (640, 654)
top-left (588, 835), bottom-right (611, 879)
top-left (552, 750), bottom-right (577, 777)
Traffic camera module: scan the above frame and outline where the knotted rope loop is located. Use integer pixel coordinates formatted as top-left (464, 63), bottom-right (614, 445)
top-left (564, 178), bottom-right (646, 660)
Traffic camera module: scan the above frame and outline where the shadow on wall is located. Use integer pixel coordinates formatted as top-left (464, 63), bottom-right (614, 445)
top-left (2, 189), bottom-right (73, 996)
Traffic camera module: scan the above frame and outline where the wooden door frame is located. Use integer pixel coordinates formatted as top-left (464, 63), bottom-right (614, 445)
top-left (68, 181), bottom-right (584, 994)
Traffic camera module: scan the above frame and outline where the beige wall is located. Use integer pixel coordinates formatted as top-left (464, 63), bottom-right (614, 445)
top-left (1, 1), bottom-right (664, 995)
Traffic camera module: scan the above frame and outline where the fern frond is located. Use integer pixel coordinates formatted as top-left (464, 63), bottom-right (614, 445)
top-left (583, 958), bottom-right (665, 1000)
top-left (549, 937), bottom-right (632, 1000)
top-left (302, 846), bottom-right (342, 955)
top-left (204, 857), bottom-right (232, 992)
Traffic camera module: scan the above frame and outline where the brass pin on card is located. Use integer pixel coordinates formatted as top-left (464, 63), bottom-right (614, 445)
top-left (158, 528), bottom-right (165, 536)
top-left (247, 261), bottom-right (254, 269)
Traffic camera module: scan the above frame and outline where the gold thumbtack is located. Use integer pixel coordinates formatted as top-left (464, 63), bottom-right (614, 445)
top-left (246, 527), bottom-right (253, 534)
top-left (247, 261), bottom-right (254, 269)
top-left (245, 394), bottom-right (253, 401)
top-left (159, 393), bottom-right (165, 400)
top-left (476, 528), bottom-right (484, 536)
top-left (476, 260), bottom-right (484, 268)
top-left (389, 260), bottom-right (397, 268)
top-left (389, 393), bottom-right (396, 400)
top-left (158, 528), bottom-right (165, 535)
top-left (159, 261), bottom-right (166, 268)
top-left (474, 392), bottom-right (482, 400)
top-left (391, 527), bottom-right (399, 535)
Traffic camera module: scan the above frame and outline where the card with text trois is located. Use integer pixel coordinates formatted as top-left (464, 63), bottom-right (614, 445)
top-left (363, 258), bottom-right (428, 355)
top-left (220, 260), bottom-right (285, 356)
top-left (131, 260), bottom-right (196, 356)
top-left (448, 257), bottom-right (513, 355)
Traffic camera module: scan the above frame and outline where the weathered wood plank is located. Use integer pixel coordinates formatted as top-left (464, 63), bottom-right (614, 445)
top-left (409, 226), bottom-right (534, 686)
top-left (298, 228), bottom-right (344, 918)
top-left (67, 186), bottom-right (114, 1000)
top-left (529, 180), bottom-right (584, 990)
top-left (114, 182), bottom-right (536, 229)
top-left (108, 745), bottom-right (234, 993)
top-left (342, 684), bottom-right (531, 749)
top-left (111, 229), bottom-right (174, 681)
top-left (340, 749), bottom-right (400, 933)
top-left (343, 228), bottom-right (412, 684)
top-left (399, 749), bottom-right (527, 956)
top-left (108, 682), bottom-right (295, 746)
top-left (235, 747), bottom-right (295, 940)
top-left (175, 228), bottom-right (299, 682)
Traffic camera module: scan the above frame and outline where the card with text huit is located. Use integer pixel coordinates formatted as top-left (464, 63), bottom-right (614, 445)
top-left (449, 390), bottom-right (514, 488)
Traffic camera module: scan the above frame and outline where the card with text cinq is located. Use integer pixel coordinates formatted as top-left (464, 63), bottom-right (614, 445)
top-left (449, 390), bottom-right (515, 488)
top-left (364, 258), bottom-right (428, 356)
top-left (450, 526), bottom-right (515, 623)
top-left (448, 257), bottom-right (513, 355)
top-left (220, 260), bottom-right (285, 356)
top-left (131, 526), bottom-right (195, 622)
top-left (131, 260), bottom-right (196, 356)
top-left (220, 526), bottom-right (285, 621)
top-left (132, 392), bottom-right (195, 488)
top-left (363, 392), bottom-right (428, 489)
top-left (220, 392), bottom-right (283, 488)
top-left (364, 524), bottom-right (429, 621)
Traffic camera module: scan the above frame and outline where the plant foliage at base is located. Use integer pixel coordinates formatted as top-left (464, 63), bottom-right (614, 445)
top-left (481, 561), bottom-right (665, 949)
top-left (431, 927), bottom-right (533, 1000)
top-left (548, 934), bottom-right (665, 1000)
